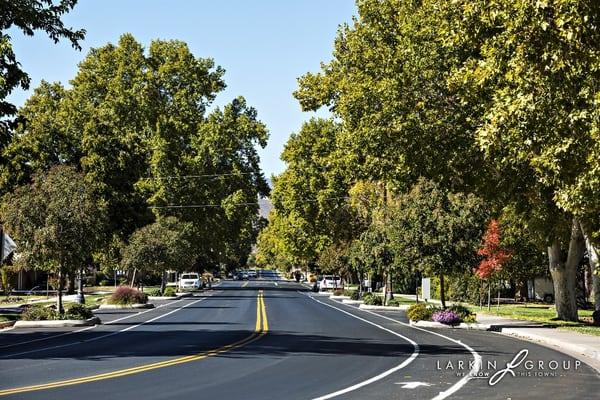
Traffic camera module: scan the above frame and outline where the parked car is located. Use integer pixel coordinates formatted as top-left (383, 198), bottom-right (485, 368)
top-left (236, 271), bottom-right (249, 280)
top-left (318, 275), bottom-right (343, 291)
top-left (179, 273), bottom-right (201, 290)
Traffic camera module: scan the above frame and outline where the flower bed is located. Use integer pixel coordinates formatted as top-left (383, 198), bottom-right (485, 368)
top-left (407, 303), bottom-right (476, 325)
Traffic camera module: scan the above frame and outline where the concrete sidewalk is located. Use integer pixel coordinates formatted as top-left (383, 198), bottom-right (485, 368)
top-left (475, 313), bottom-right (600, 372)
top-left (395, 293), bottom-right (600, 372)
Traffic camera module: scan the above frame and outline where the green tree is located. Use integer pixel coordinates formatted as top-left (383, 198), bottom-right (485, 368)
top-left (1, 165), bottom-right (105, 313)
top-left (389, 179), bottom-right (488, 308)
top-left (144, 96), bottom-right (269, 268)
top-left (295, 0), bottom-right (600, 321)
top-left (318, 242), bottom-right (350, 281)
top-left (0, 80), bottom-right (80, 196)
top-left (263, 118), bottom-right (351, 271)
top-left (121, 217), bottom-right (194, 294)
top-left (0, 0), bottom-right (84, 150)
top-left (4, 34), bottom-right (269, 273)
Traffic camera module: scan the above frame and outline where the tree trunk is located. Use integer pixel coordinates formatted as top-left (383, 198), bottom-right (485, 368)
top-left (384, 269), bottom-right (393, 305)
top-left (439, 273), bottom-right (446, 308)
top-left (358, 270), bottom-right (364, 297)
top-left (66, 272), bottom-right (75, 295)
top-left (581, 222), bottom-right (600, 311)
top-left (519, 280), bottom-right (528, 302)
top-left (487, 281), bottom-right (491, 311)
top-left (548, 219), bottom-right (585, 321)
top-left (57, 266), bottom-right (64, 315)
top-left (130, 268), bottom-right (137, 287)
top-left (160, 270), bottom-right (167, 295)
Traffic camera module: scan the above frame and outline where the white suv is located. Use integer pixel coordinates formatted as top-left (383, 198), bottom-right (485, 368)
top-left (318, 275), bottom-right (342, 291)
top-left (179, 273), bottom-right (201, 290)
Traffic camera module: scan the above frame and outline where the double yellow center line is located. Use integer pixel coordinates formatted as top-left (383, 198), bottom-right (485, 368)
top-left (0, 291), bottom-right (268, 397)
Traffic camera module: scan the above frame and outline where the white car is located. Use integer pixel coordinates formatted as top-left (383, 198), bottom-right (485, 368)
top-left (179, 273), bottom-right (201, 290)
top-left (318, 275), bottom-right (342, 291)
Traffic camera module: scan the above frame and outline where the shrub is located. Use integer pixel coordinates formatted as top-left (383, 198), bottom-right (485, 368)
top-left (593, 310), bottom-right (600, 326)
top-left (333, 288), bottom-right (344, 296)
top-left (432, 309), bottom-right (461, 325)
top-left (447, 304), bottom-right (474, 322)
top-left (407, 303), bottom-right (435, 321)
top-left (462, 313), bottom-right (477, 323)
top-left (147, 288), bottom-right (162, 296)
top-left (350, 290), bottom-right (360, 300)
top-left (65, 303), bottom-right (93, 320)
top-left (363, 293), bottom-right (383, 306)
top-left (21, 305), bottom-right (58, 321)
top-left (98, 279), bottom-right (110, 286)
top-left (387, 298), bottom-right (402, 307)
top-left (163, 287), bottom-right (177, 297)
top-left (107, 286), bottom-right (148, 305)
top-left (343, 289), bottom-right (354, 297)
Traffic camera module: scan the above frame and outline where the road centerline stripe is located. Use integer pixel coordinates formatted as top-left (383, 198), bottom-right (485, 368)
top-left (0, 291), bottom-right (268, 397)
top-left (0, 293), bottom-right (218, 359)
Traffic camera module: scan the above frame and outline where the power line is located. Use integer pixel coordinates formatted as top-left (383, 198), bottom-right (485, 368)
top-left (141, 172), bottom-right (258, 180)
top-left (148, 196), bottom-right (350, 209)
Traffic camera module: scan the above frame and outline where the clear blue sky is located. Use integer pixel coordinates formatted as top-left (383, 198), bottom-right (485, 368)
top-left (8, 0), bottom-right (356, 178)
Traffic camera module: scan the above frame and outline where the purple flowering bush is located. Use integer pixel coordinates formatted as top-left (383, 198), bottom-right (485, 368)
top-left (431, 309), bottom-right (461, 325)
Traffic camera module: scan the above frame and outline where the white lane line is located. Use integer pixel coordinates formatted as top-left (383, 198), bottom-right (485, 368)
top-left (354, 307), bottom-right (481, 400)
top-left (0, 294), bottom-right (215, 358)
top-left (319, 294), bottom-right (482, 400)
top-left (302, 293), bottom-right (419, 400)
top-left (0, 298), bottom-right (188, 350)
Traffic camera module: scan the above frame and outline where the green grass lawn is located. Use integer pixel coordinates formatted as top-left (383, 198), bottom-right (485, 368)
top-left (0, 295), bottom-right (49, 307)
top-left (391, 297), bottom-right (417, 305)
top-left (83, 294), bottom-right (107, 305)
top-left (473, 303), bottom-right (600, 336)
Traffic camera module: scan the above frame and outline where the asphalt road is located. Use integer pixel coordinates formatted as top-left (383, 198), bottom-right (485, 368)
top-left (1, 279), bottom-right (599, 400)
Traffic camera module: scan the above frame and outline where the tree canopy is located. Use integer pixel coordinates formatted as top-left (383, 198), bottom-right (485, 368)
top-left (1, 165), bottom-right (105, 312)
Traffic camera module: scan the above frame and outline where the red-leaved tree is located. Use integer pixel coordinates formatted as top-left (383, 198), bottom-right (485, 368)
top-left (476, 219), bottom-right (512, 279)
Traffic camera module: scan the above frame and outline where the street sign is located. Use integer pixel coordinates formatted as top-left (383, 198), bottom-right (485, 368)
top-left (422, 277), bottom-right (431, 301)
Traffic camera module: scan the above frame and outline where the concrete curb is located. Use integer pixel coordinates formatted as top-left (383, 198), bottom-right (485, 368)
top-left (98, 303), bottom-right (154, 310)
top-left (14, 316), bottom-right (101, 328)
top-left (342, 299), bottom-right (364, 305)
top-left (359, 304), bottom-right (410, 311)
top-left (409, 320), bottom-right (490, 330)
top-left (329, 295), bottom-right (350, 300)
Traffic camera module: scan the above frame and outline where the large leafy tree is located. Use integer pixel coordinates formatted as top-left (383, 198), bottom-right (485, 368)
top-left (0, 0), bottom-right (84, 152)
top-left (0, 80), bottom-right (80, 196)
top-left (1, 165), bottom-right (105, 313)
top-left (121, 217), bottom-right (194, 293)
top-left (3, 34), bottom-right (269, 272)
top-left (388, 179), bottom-right (488, 308)
top-left (295, 0), bottom-right (600, 320)
top-left (264, 118), bottom-right (351, 269)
